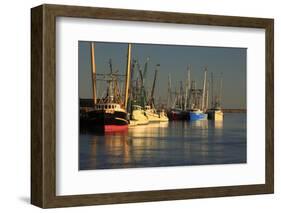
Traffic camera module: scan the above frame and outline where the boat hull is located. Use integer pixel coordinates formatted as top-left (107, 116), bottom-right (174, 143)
top-left (145, 111), bottom-right (161, 122)
top-left (130, 109), bottom-right (149, 125)
top-left (189, 111), bottom-right (208, 121)
top-left (80, 110), bottom-right (128, 133)
top-left (159, 116), bottom-right (169, 122)
top-left (167, 110), bottom-right (187, 120)
top-left (146, 114), bottom-right (161, 122)
top-left (208, 110), bottom-right (224, 121)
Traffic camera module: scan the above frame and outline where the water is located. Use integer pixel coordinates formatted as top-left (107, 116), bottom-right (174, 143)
top-left (79, 113), bottom-right (246, 170)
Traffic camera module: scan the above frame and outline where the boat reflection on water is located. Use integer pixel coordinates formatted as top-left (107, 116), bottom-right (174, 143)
top-left (190, 120), bottom-right (208, 129)
top-left (213, 120), bottom-right (223, 137)
top-left (129, 122), bottom-right (169, 136)
top-left (130, 121), bottom-right (169, 129)
top-left (189, 120), bottom-right (223, 136)
top-left (80, 132), bottom-right (132, 169)
top-left (79, 113), bottom-right (246, 170)
top-left (189, 120), bottom-right (223, 130)
top-left (214, 120), bottom-right (223, 129)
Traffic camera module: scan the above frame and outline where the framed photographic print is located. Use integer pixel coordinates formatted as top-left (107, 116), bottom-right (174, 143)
top-left (31, 4), bottom-right (274, 208)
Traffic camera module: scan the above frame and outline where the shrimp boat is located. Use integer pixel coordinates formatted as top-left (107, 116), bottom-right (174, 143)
top-left (207, 72), bottom-right (224, 121)
top-left (208, 107), bottom-right (223, 121)
top-left (189, 108), bottom-right (208, 121)
top-left (144, 105), bottom-right (161, 122)
top-left (159, 109), bottom-right (169, 122)
top-left (187, 67), bottom-right (208, 121)
top-left (145, 64), bottom-right (168, 122)
top-left (130, 105), bottom-right (149, 126)
top-left (166, 74), bottom-right (186, 120)
top-left (167, 108), bottom-right (184, 120)
top-left (128, 59), bottom-right (150, 126)
top-left (83, 103), bottom-right (128, 132)
top-left (130, 58), bottom-right (168, 123)
top-left (80, 42), bottom-right (132, 133)
top-left (144, 106), bottom-right (169, 122)
top-left (167, 65), bottom-right (194, 121)
top-left (167, 89), bottom-right (186, 120)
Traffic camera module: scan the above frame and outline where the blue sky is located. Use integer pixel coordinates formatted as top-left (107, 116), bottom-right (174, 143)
top-left (79, 41), bottom-right (246, 109)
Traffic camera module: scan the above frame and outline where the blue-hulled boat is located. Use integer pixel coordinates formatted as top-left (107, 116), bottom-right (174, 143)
top-left (187, 67), bottom-right (208, 121)
top-left (188, 109), bottom-right (208, 121)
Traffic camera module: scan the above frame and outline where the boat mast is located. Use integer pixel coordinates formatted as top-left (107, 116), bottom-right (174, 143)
top-left (137, 61), bottom-right (146, 107)
top-left (142, 58), bottom-right (149, 106)
top-left (150, 64), bottom-right (160, 107)
top-left (108, 59), bottom-right (114, 102)
top-left (90, 42), bottom-right (97, 105)
top-left (128, 59), bottom-right (136, 111)
top-left (191, 80), bottom-right (196, 109)
top-left (168, 74), bottom-right (172, 109)
top-left (184, 64), bottom-right (191, 110)
top-left (206, 80), bottom-right (209, 110)
top-left (124, 43), bottom-right (132, 110)
top-left (143, 57), bottom-right (149, 85)
top-left (211, 72), bottom-right (214, 108)
top-left (201, 66), bottom-right (207, 111)
top-left (219, 72), bottom-right (223, 107)
top-left (172, 88), bottom-right (178, 109)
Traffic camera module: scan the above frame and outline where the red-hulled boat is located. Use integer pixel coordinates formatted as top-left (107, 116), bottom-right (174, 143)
top-left (80, 103), bottom-right (128, 133)
top-left (80, 42), bottom-right (132, 133)
top-left (167, 108), bottom-right (185, 120)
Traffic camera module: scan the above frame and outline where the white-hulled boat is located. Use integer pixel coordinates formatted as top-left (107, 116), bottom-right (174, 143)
top-left (144, 105), bottom-right (161, 122)
top-left (144, 106), bottom-right (168, 122)
top-left (130, 105), bottom-right (149, 125)
top-left (208, 107), bottom-right (224, 121)
top-left (159, 109), bottom-right (169, 122)
top-left (208, 72), bottom-right (224, 121)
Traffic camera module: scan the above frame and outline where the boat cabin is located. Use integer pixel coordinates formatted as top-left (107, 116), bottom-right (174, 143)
top-left (94, 103), bottom-right (121, 110)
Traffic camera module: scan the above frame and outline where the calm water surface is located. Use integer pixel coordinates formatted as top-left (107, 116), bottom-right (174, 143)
top-left (79, 113), bottom-right (246, 170)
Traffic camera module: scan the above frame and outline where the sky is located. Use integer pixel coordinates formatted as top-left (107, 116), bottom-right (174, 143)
top-left (79, 41), bottom-right (246, 109)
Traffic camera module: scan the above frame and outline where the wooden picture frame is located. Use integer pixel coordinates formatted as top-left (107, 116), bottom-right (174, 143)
top-left (31, 4), bottom-right (274, 208)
